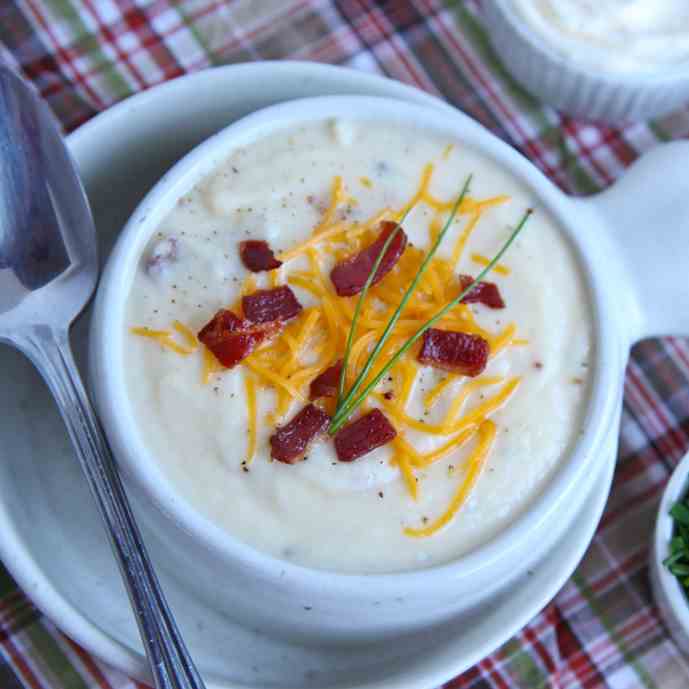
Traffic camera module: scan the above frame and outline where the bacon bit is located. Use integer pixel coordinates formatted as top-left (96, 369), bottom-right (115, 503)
top-left (330, 220), bottom-right (407, 297)
top-left (242, 285), bottom-right (303, 324)
top-left (309, 361), bottom-right (343, 400)
top-left (239, 240), bottom-right (282, 272)
top-left (334, 409), bottom-right (397, 462)
top-left (383, 391), bottom-right (394, 401)
top-left (197, 309), bottom-right (280, 368)
top-left (418, 329), bottom-right (489, 377)
top-left (459, 275), bottom-right (505, 309)
top-left (145, 237), bottom-right (178, 275)
top-left (270, 404), bottom-right (330, 464)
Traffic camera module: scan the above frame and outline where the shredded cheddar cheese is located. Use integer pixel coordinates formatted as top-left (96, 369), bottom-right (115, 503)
top-left (130, 326), bottom-right (196, 356)
top-left (243, 358), bottom-right (308, 403)
top-left (201, 345), bottom-right (222, 384)
top-left (442, 376), bottom-right (504, 427)
top-left (424, 376), bottom-right (454, 410)
top-left (404, 420), bottom-right (496, 537)
top-left (131, 159), bottom-right (527, 537)
top-left (172, 320), bottom-right (198, 349)
top-left (470, 252), bottom-right (511, 276)
top-left (451, 212), bottom-right (481, 266)
top-left (391, 436), bottom-right (419, 500)
top-left (490, 323), bottom-right (518, 356)
top-left (411, 427), bottom-right (477, 469)
top-left (244, 374), bottom-right (257, 465)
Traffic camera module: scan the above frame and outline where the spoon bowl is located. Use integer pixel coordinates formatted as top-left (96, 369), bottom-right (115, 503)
top-left (0, 64), bottom-right (204, 689)
top-left (0, 68), bottom-right (95, 331)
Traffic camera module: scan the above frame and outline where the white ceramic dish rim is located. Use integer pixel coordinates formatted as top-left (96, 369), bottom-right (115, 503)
top-left (0, 60), bottom-right (619, 689)
top-left (92, 93), bottom-right (617, 593)
top-left (654, 452), bottom-right (689, 633)
top-left (492, 0), bottom-right (689, 86)
top-left (0, 445), bottom-right (616, 689)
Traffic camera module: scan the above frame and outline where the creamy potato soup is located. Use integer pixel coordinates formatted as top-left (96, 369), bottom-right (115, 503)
top-left (124, 119), bottom-right (592, 573)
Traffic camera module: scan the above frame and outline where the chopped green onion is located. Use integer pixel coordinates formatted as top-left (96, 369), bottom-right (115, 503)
top-left (671, 502), bottom-right (689, 525)
top-left (665, 497), bottom-right (689, 594)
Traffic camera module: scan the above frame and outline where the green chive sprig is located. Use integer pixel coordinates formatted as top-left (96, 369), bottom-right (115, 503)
top-left (337, 205), bottom-right (416, 403)
top-left (333, 175), bottom-right (472, 424)
top-left (329, 204), bottom-right (533, 435)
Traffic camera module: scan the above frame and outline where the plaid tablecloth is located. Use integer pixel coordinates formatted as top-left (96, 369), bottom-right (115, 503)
top-left (3, 1), bottom-right (689, 687)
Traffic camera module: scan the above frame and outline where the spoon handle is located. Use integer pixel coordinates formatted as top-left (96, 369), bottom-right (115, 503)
top-left (17, 324), bottom-right (206, 689)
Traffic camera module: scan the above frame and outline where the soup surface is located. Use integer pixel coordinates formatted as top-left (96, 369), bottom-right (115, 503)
top-left (124, 118), bottom-right (592, 573)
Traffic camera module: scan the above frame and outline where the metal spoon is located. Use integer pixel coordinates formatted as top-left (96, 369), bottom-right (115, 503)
top-left (0, 66), bottom-right (205, 689)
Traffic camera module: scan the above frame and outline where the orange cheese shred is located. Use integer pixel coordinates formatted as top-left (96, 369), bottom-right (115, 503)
top-left (470, 252), bottom-right (511, 276)
top-left (243, 358), bottom-right (308, 402)
top-left (172, 320), bottom-right (199, 349)
top-left (442, 376), bottom-right (504, 427)
top-left (130, 326), bottom-right (196, 356)
top-left (404, 420), bottom-right (496, 537)
top-left (489, 323), bottom-right (517, 357)
top-left (411, 427), bottom-right (477, 468)
top-left (391, 436), bottom-right (420, 500)
top-left (244, 374), bottom-right (258, 466)
top-left (201, 345), bottom-right (223, 384)
top-left (424, 376), bottom-right (454, 410)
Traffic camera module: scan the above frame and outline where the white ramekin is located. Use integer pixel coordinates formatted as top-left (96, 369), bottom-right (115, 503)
top-left (482, 1), bottom-right (689, 122)
top-left (651, 452), bottom-right (689, 656)
top-left (90, 95), bottom-right (689, 645)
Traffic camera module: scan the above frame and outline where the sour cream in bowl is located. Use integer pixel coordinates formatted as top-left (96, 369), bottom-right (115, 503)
top-left (483, 0), bottom-right (689, 121)
top-left (91, 95), bottom-right (689, 643)
top-left (514, 0), bottom-right (689, 75)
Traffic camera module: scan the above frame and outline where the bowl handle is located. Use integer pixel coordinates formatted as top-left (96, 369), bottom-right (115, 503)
top-left (576, 141), bottom-right (689, 343)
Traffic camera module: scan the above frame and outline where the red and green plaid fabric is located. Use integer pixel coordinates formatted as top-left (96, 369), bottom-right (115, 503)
top-left (2, 1), bottom-right (689, 687)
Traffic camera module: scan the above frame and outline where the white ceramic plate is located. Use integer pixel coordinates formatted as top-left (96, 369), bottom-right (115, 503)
top-left (0, 61), bottom-right (616, 689)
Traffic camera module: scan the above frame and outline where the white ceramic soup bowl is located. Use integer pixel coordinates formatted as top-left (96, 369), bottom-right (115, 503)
top-left (91, 95), bottom-right (689, 644)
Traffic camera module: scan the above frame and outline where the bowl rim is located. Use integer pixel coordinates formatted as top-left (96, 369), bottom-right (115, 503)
top-left (492, 0), bottom-right (689, 87)
top-left (91, 93), bottom-right (618, 594)
top-left (654, 451), bottom-right (689, 631)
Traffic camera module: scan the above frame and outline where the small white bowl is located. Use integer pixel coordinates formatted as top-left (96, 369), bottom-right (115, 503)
top-left (482, 0), bottom-right (689, 121)
top-left (651, 452), bottom-right (689, 656)
top-left (91, 94), bottom-right (689, 645)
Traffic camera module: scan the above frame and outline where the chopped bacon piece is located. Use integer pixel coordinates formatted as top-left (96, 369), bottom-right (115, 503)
top-left (459, 274), bottom-right (505, 309)
top-left (239, 240), bottom-right (282, 273)
top-left (270, 404), bottom-right (331, 464)
top-left (242, 285), bottom-right (302, 324)
top-left (145, 236), bottom-right (178, 275)
top-left (334, 409), bottom-right (397, 462)
top-left (418, 328), bottom-right (489, 377)
top-left (197, 309), bottom-right (279, 368)
top-left (330, 220), bottom-right (407, 297)
top-left (309, 360), bottom-right (343, 400)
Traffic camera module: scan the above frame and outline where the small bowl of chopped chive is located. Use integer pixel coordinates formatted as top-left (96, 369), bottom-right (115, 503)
top-left (651, 453), bottom-right (689, 656)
